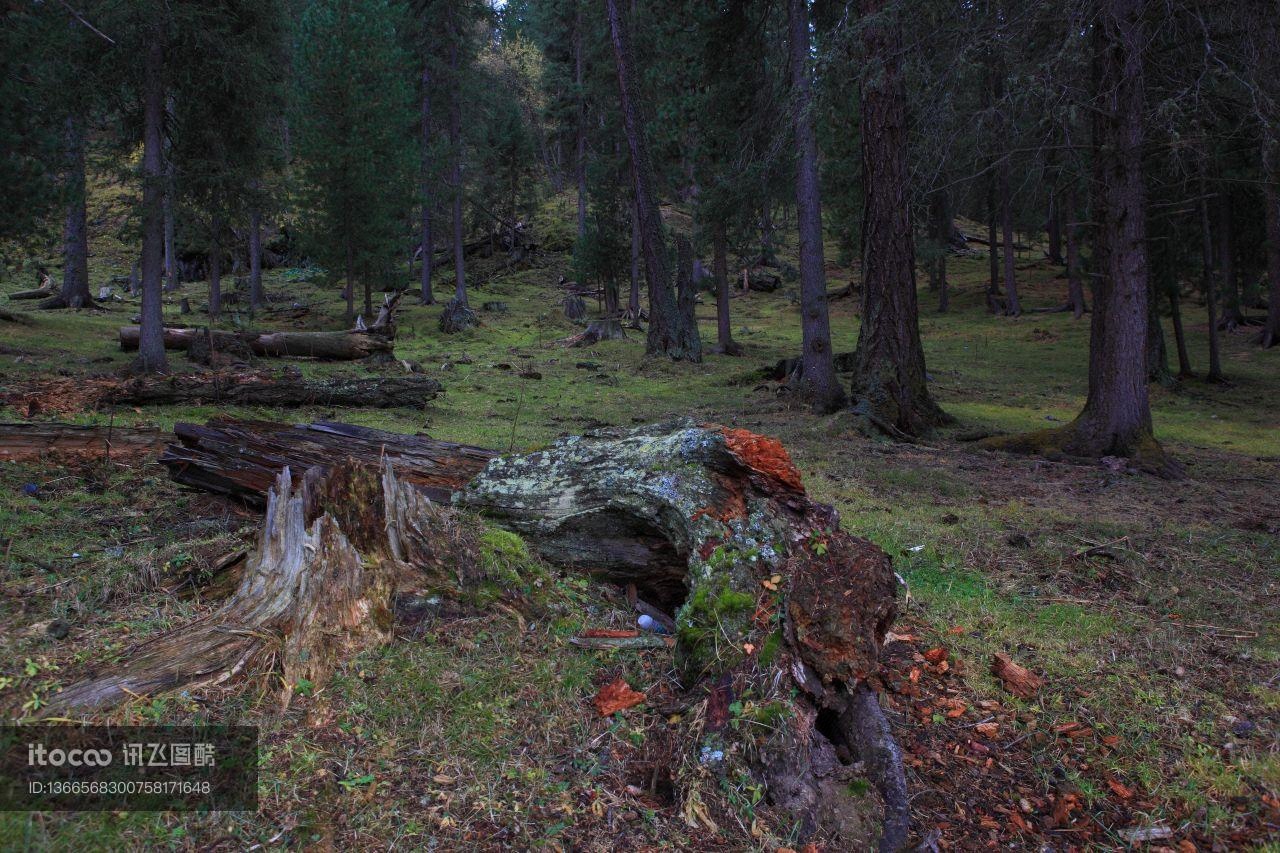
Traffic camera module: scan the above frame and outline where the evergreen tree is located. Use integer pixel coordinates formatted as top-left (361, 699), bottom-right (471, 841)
top-left (294, 0), bottom-right (417, 323)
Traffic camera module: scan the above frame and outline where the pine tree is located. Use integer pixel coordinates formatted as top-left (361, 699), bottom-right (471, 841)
top-left (294, 0), bottom-right (417, 323)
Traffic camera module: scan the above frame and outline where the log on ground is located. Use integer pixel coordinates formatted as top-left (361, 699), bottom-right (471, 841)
top-left (161, 419), bottom-right (497, 503)
top-left (118, 326), bottom-right (394, 360)
top-left (109, 374), bottom-right (442, 409)
top-left (0, 422), bottom-right (167, 463)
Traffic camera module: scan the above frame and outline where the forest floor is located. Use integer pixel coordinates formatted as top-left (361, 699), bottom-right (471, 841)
top-left (1, 191), bottom-right (1278, 850)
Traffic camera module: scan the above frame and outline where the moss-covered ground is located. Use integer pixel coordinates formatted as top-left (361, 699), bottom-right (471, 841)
top-left (0, 183), bottom-right (1277, 849)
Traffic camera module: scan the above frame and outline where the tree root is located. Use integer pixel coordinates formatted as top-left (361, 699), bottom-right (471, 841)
top-left (978, 424), bottom-right (1185, 479)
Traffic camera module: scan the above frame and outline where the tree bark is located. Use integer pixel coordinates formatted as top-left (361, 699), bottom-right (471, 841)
top-left (55, 115), bottom-right (92, 310)
top-left (448, 33), bottom-right (467, 305)
top-left (1065, 182), bottom-right (1086, 318)
top-left (1169, 281), bottom-right (1193, 377)
top-left (850, 0), bottom-right (947, 438)
top-left (1200, 179), bottom-right (1224, 382)
top-left (249, 207), bottom-right (263, 309)
top-left (0, 422), bottom-right (167, 463)
top-left (999, 154), bottom-right (1021, 315)
top-left (712, 219), bottom-right (741, 355)
top-left (136, 32), bottom-right (169, 373)
top-left (627, 195), bottom-right (641, 323)
top-left (119, 326), bottom-right (395, 360)
top-left (420, 62), bottom-right (436, 305)
top-left (1263, 145), bottom-right (1280, 347)
top-left (574, 3), bottom-right (588, 244)
top-left (605, 0), bottom-right (699, 360)
top-left (787, 0), bottom-right (843, 411)
top-left (161, 419), bottom-right (495, 504)
top-left (931, 189), bottom-right (949, 312)
top-left (1047, 188), bottom-right (1064, 264)
top-left (984, 0), bottom-right (1176, 476)
top-left (208, 216), bottom-right (223, 319)
top-left (1217, 188), bottom-right (1242, 329)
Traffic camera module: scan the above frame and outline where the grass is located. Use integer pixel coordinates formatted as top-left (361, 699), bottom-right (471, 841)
top-left (0, 183), bottom-right (1277, 848)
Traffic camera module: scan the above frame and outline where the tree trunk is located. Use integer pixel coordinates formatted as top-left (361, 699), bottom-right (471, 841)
top-left (1065, 183), bottom-right (1086, 318)
top-left (136, 32), bottom-right (169, 373)
top-left (119, 326), bottom-right (395, 360)
top-left (605, 0), bottom-right (699, 360)
top-left (343, 234), bottom-right (355, 324)
top-left (1047, 190), bottom-right (1064, 264)
top-left (786, 0), bottom-right (843, 411)
top-left (420, 63), bottom-right (436, 305)
top-left (55, 115), bottom-right (92, 310)
top-left (574, 5), bottom-right (587, 244)
top-left (209, 217), bottom-right (222, 319)
top-left (931, 188), bottom-right (949, 312)
top-left (1263, 145), bottom-right (1280, 347)
top-left (850, 0), bottom-right (947, 438)
top-left (627, 195), bottom-right (641, 323)
top-left (985, 0), bottom-right (1176, 476)
top-left (1169, 281), bottom-right (1193, 377)
top-left (1217, 188), bottom-right (1242, 329)
top-left (448, 36), bottom-right (467, 306)
top-left (0, 422), bottom-right (167, 463)
top-left (999, 156), bottom-right (1021, 315)
top-left (164, 165), bottom-right (177, 293)
top-left (249, 207), bottom-right (263, 309)
top-left (713, 220), bottom-right (741, 355)
top-left (1146, 276), bottom-right (1172, 386)
top-left (1200, 180), bottom-right (1224, 382)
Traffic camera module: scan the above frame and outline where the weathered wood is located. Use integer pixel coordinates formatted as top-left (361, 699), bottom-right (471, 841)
top-left (107, 374), bottom-right (442, 409)
top-left (7, 285), bottom-right (55, 301)
top-left (48, 461), bottom-right (476, 712)
top-left (0, 422), bottom-right (167, 462)
top-left (161, 419), bottom-right (497, 504)
top-left (118, 326), bottom-right (394, 360)
top-left (87, 417), bottom-right (903, 844)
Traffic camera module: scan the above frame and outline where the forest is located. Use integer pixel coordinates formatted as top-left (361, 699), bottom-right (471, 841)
top-left (0, 0), bottom-right (1277, 849)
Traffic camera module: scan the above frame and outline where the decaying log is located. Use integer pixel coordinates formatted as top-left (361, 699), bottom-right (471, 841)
top-left (162, 419), bottom-right (497, 503)
top-left (7, 285), bottom-right (55, 301)
top-left (47, 461), bottom-right (481, 713)
top-left (102, 374), bottom-right (442, 409)
top-left (107, 418), bottom-right (904, 847)
top-left (118, 326), bottom-right (394, 360)
top-left (0, 422), bottom-right (167, 462)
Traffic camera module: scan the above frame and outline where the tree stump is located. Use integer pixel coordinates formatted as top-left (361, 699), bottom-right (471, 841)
top-left (563, 293), bottom-right (587, 320)
top-left (438, 298), bottom-right (479, 333)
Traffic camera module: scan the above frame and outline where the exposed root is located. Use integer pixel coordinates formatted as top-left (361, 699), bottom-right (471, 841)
top-left (978, 424), bottom-right (1185, 479)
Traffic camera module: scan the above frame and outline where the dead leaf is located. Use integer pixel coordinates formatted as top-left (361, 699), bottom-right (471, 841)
top-left (1048, 792), bottom-right (1080, 828)
top-left (975, 722), bottom-right (1000, 738)
top-left (992, 653), bottom-right (1044, 699)
top-left (1106, 777), bottom-right (1134, 800)
top-left (432, 774), bottom-right (456, 785)
top-left (594, 677), bottom-right (645, 716)
top-left (923, 647), bottom-right (949, 664)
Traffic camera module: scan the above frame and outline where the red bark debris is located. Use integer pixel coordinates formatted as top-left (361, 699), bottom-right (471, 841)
top-left (594, 677), bottom-right (646, 716)
top-left (718, 427), bottom-right (805, 493)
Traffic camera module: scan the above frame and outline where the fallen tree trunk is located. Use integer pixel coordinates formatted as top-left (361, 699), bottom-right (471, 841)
top-left (65, 418), bottom-right (905, 848)
top-left (162, 419), bottom-right (497, 503)
top-left (0, 422), bottom-right (167, 462)
top-left (107, 374), bottom-right (442, 409)
top-left (118, 326), bottom-right (394, 360)
top-left (7, 285), bottom-right (55, 301)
